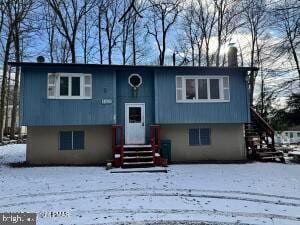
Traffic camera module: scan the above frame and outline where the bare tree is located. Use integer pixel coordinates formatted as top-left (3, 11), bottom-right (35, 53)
top-left (46, 0), bottom-right (97, 63)
top-left (43, 3), bottom-right (57, 63)
top-left (213, 0), bottom-right (243, 67)
top-left (180, 2), bottom-right (199, 66)
top-left (102, 0), bottom-right (122, 64)
top-left (0, 2), bottom-right (5, 36)
top-left (10, 23), bottom-right (21, 139)
top-left (0, 0), bottom-right (33, 142)
top-left (242, 0), bottom-right (268, 105)
top-left (127, 0), bottom-right (146, 65)
top-left (120, 0), bottom-right (132, 65)
top-left (78, 1), bottom-right (100, 64)
top-left (195, 0), bottom-right (217, 66)
top-left (96, 2), bottom-right (107, 64)
top-left (4, 67), bottom-right (11, 136)
top-left (273, 0), bottom-right (300, 85)
top-left (146, 0), bottom-right (182, 65)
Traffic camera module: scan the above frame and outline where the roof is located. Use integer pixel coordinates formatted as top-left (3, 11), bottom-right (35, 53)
top-left (8, 62), bottom-right (258, 72)
top-left (287, 125), bottom-right (300, 131)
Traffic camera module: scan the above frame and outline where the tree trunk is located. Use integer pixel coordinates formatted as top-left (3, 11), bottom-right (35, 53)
top-left (160, 15), bottom-right (166, 66)
top-left (288, 36), bottom-right (300, 84)
top-left (10, 29), bottom-right (21, 139)
top-left (189, 25), bottom-right (195, 66)
top-left (197, 38), bottom-right (203, 66)
top-left (205, 40), bottom-right (210, 66)
top-left (0, 30), bottom-right (13, 142)
top-left (260, 77), bottom-right (264, 116)
top-left (98, 9), bottom-right (103, 64)
top-left (4, 69), bottom-right (11, 137)
top-left (84, 13), bottom-right (88, 64)
top-left (70, 43), bottom-right (76, 63)
top-left (108, 38), bottom-right (112, 65)
top-left (161, 31), bottom-right (166, 66)
top-left (49, 25), bottom-right (55, 63)
top-left (249, 33), bottom-right (256, 106)
top-left (132, 19), bottom-right (136, 65)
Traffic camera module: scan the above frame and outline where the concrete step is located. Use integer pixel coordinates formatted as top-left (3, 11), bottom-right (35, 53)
top-left (123, 161), bottom-right (155, 168)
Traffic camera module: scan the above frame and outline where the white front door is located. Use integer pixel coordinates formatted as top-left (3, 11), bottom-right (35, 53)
top-left (125, 103), bottom-right (145, 144)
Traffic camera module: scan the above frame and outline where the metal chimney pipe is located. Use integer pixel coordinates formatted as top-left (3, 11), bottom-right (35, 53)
top-left (228, 44), bottom-right (238, 67)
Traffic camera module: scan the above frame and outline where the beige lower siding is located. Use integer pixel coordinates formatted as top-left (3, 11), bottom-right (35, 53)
top-left (27, 123), bottom-right (246, 165)
top-left (27, 125), bottom-right (111, 165)
top-left (160, 124), bottom-right (246, 162)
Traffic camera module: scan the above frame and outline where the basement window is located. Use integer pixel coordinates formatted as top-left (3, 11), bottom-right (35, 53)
top-left (48, 73), bottom-right (92, 99)
top-left (189, 128), bottom-right (211, 146)
top-left (60, 131), bottom-right (85, 150)
top-left (176, 76), bottom-right (230, 102)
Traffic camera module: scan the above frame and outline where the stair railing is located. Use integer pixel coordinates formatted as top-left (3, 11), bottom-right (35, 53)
top-left (250, 107), bottom-right (275, 148)
top-left (150, 125), bottom-right (161, 160)
top-left (112, 125), bottom-right (124, 167)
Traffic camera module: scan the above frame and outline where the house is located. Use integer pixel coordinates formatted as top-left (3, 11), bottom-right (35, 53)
top-left (275, 129), bottom-right (300, 145)
top-left (4, 105), bottom-right (27, 137)
top-left (9, 48), bottom-right (259, 166)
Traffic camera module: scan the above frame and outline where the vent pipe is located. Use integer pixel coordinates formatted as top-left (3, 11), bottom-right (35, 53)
top-left (37, 56), bottom-right (45, 63)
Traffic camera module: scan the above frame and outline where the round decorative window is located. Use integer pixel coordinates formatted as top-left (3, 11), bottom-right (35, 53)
top-left (128, 74), bottom-right (142, 88)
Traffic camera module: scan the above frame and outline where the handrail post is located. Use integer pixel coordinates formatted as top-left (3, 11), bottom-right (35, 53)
top-left (120, 125), bottom-right (124, 166)
top-left (112, 125), bottom-right (124, 168)
top-left (150, 125), bottom-right (161, 166)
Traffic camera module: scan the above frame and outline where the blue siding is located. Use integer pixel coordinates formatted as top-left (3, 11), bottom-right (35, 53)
top-left (20, 64), bottom-right (250, 127)
top-left (154, 69), bottom-right (250, 123)
top-left (116, 69), bottom-right (154, 141)
top-left (22, 67), bottom-right (115, 126)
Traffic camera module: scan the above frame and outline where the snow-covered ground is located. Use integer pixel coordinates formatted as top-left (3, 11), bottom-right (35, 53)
top-left (0, 144), bottom-right (300, 225)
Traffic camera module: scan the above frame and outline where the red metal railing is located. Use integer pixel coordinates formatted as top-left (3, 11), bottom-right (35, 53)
top-left (112, 125), bottom-right (124, 167)
top-left (150, 125), bottom-right (161, 163)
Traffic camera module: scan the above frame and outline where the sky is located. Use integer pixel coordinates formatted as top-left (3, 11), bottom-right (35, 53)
top-left (0, 0), bottom-right (299, 106)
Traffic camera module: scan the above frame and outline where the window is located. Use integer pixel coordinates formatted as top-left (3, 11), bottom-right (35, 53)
top-left (48, 73), bottom-right (92, 99)
top-left (129, 107), bottom-right (141, 123)
top-left (210, 79), bottom-right (220, 99)
top-left (297, 132), bottom-right (300, 137)
top-left (290, 133), bottom-right (294, 138)
top-left (189, 128), bottom-right (211, 146)
top-left (71, 77), bottom-right (80, 96)
top-left (60, 131), bottom-right (85, 150)
top-left (198, 79), bottom-right (207, 99)
top-left (176, 76), bottom-right (230, 102)
top-left (186, 79), bottom-right (196, 99)
top-left (60, 77), bottom-right (69, 96)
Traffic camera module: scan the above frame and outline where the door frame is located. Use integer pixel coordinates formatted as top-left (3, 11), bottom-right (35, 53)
top-left (125, 103), bottom-right (146, 144)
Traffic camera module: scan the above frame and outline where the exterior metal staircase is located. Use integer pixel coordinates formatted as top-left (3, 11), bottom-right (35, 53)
top-left (112, 125), bottom-right (165, 168)
top-left (245, 108), bottom-right (285, 163)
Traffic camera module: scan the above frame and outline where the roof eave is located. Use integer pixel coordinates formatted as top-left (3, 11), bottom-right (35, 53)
top-left (8, 61), bottom-right (258, 72)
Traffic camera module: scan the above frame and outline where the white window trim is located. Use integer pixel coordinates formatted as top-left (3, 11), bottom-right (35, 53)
top-left (175, 75), bottom-right (230, 103)
top-left (47, 73), bottom-right (92, 99)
